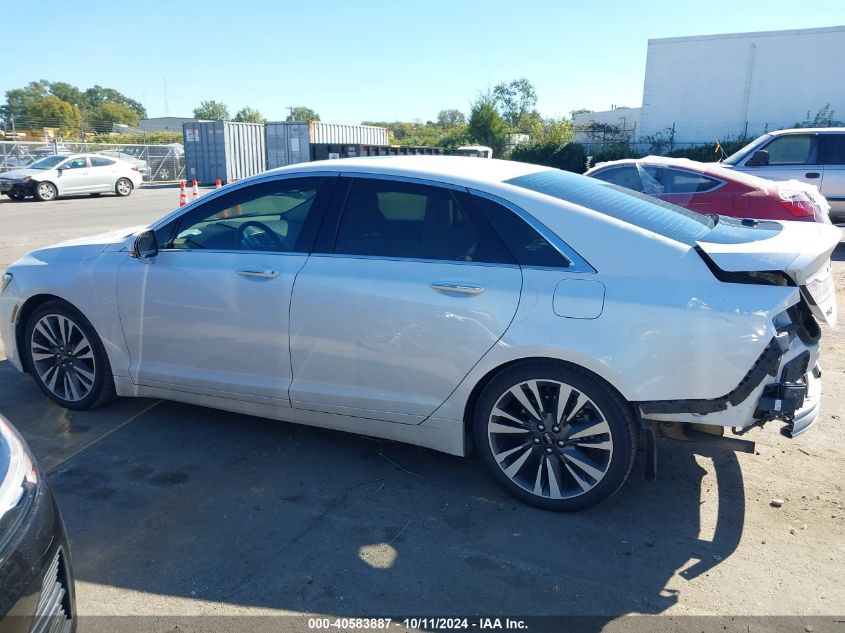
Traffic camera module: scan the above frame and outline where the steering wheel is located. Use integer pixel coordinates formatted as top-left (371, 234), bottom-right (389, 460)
top-left (237, 220), bottom-right (286, 251)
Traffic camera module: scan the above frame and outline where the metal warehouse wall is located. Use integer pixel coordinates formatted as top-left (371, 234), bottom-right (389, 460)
top-left (639, 25), bottom-right (845, 142)
top-left (183, 121), bottom-right (266, 185)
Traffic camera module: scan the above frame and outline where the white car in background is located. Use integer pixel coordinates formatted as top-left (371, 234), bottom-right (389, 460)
top-left (0, 153), bottom-right (143, 201)
top-left (0, 157), bottom-right (839, 511)
top-left (96, 150), bottom-right (151, 179)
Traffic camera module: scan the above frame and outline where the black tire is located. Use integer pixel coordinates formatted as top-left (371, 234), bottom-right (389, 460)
top-left (34, 181), bottom-right (57, 202)
top-left (115, 178), bottom-right (133, 197)
top-left (8, 186), bottom-right (26, 200)
top-left (24, 300), bottom-right (116, 410)
top-left (473, 361), bottom-right (637, 512)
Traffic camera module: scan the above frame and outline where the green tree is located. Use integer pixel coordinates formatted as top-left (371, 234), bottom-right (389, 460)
top-left (84, 85), bottom-right (146, 118)
top-left (46, 82), bottom-right (86, 110)
top-left (539, 117), bottom-right (574, 144)
top-left (90, 101), bottom-right (140, 132)
top-left (286, 106), bottom-right (320, 122)
top-left (193, 100), bottom-right (230, 120)
top-left (468, 94), bottom-right (509, 156)
top-left (233, 107), bottom-right (266, 123)
top-left (1, 80), bottom-right (50, 122)
top-left (436, 109), bottom-right (466, 129)
top-left (492, 78), bottom-right (538, 130)
top-left (28, 95), bottom-right (81, 131)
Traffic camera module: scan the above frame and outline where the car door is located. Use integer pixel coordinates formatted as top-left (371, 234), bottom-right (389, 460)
top-left (737, 133), bottom-right (824, 188)
top-left (89, 156), bottom-right (121, 191)
top-left (54, 156), bottom-right (91, 194)
top-left (288, 176), bottom-right (522, 424)
top-left (819, 133), bottom-right (845, 218)
top-left (116, 175), bottom-right (336, 402)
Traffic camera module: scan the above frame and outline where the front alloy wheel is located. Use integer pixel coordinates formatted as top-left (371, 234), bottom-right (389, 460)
top-left (25, 301), bottom-right (116, 410)
top-left (34, 181), bottom-right (57, 201)
top-left (474, 362), bottom-right (637, 511)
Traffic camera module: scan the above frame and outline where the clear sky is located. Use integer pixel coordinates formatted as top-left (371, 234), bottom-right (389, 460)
top-left (4, 0), bottom-right (845, 123)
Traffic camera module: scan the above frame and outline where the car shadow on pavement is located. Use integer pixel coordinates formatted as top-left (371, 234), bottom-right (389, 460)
top-left (831, 239), bottom-right (845, 262)
top-left (32, 397), bottom-right (746, 622)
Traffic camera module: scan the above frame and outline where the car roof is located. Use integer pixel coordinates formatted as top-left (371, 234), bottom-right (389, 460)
top-left (268, 156), bottom-right (547, 188)
top-left (765, 127), bottom-right (845, 135)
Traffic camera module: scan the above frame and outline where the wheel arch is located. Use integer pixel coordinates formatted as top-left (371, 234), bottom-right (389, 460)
top-left (15, 293), bottom-right (86, 372)
top-left (461, 356), bottom-right (638, 451)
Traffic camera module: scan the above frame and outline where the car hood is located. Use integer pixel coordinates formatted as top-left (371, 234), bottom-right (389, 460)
top-left (23, 225), bottom-right (147, 263)
top-left (698, 221), bottom-right (842, 326)
top-left (0, 168), bottom-right (43, 180)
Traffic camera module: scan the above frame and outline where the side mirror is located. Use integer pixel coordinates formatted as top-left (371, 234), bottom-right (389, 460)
top-left (130, 230), bottom-right (158, 259)
top-left (745, 149), bottom-right (769, 167)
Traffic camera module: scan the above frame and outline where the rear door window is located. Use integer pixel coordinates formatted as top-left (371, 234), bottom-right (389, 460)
top-left (820, 134), bottom-right (845, 165)
top-left (90, 157), bottom-right (117, 167)
top-left (333, 178), bottom-right (514, 264)
top-left (660, 169), bottom-right (723, 194)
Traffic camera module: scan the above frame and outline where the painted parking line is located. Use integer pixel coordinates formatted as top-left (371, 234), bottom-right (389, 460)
top-left (46, 399), bottom-right (162, 474)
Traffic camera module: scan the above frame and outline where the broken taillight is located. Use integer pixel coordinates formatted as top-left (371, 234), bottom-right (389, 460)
top-left (777, 190), bottom-right (820, 220)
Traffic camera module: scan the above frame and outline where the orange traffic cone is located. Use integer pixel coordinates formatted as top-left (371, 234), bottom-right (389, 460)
top-left (191, 179), bottom-right (200, 200)
top-left (178, 180), bottom-right (187, 207)
top-left (215, 178), bottom-right (222, 189)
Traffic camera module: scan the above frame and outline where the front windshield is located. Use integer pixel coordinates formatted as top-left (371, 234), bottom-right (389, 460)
top-left (27, 155), bottom-right (68, 170)
top-left (723, 134), bottom-right (771, 165)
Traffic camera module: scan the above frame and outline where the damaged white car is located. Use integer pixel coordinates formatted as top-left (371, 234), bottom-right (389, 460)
top-left (0, 157), bottom-right (839, 511)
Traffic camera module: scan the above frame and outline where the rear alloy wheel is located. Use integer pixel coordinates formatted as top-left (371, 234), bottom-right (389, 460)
top-left (8, 186), bottom-right (26, 200)
top-left (474, 362), bottom-right (637, 511)
top-left (34, 181), bottom-right (57, 202)
top-left (115, 178), bottom-right (133, 197)
top-left (25, 301), bottom-right (116, 410)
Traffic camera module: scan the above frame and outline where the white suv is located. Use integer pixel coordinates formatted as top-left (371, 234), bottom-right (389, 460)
top-left (723, 128), bottom-right (845, 222)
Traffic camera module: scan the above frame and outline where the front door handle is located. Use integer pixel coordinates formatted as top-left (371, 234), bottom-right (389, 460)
top-left (805, 172), bottom-right (820, 179)
top-left (430, 282), bottom-right (485, 295)
top-left (237, 268), bottom-right (279, 279)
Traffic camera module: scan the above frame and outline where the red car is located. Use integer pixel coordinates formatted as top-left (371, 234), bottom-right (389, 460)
top-left (585, 156), bottom-right (830, 223)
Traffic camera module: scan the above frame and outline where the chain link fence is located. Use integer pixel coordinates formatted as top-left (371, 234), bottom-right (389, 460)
top-left (0, 141), bottom-right (185, 182)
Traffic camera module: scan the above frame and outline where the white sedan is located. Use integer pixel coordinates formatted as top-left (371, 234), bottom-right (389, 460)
top-left (0, 153), bottom-right (143, 201)
top-left (0, 157), bottom-right (839, 510)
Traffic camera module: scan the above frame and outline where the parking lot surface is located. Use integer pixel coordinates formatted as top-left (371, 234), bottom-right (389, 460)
top-left (1, 189), bottom-right (843, 625)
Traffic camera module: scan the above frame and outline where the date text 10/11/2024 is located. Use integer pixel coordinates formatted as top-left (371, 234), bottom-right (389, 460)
top-left (307, 618), bottom-right (529, 630)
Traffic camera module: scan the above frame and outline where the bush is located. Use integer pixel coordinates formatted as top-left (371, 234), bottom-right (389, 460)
top-left (510, 141), bottom-right (587, 173)
top-left (667, 138), bottom-right (752, 162)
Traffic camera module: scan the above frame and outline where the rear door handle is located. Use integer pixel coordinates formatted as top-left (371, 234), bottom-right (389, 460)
top-left (430, 282), bottom-right (485, 295)
top-left (805, 172), bottom-right (820, 178)
top-left (237, 268), bottom-right (279, 279)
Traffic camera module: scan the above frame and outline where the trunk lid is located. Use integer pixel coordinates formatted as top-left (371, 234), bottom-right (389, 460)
top-left (697, 221), bottom-right (841, 327)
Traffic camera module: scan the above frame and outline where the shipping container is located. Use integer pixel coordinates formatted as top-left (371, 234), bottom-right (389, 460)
top-left (265, 121), bottom-right (389, 168)
top-left (183, 121), bottom-right (266, 185)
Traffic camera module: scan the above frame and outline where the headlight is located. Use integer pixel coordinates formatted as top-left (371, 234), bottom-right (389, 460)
top-left (1, 273), bottom-right (11, 294)
top-left (0, 416), bottom-right (38, 519)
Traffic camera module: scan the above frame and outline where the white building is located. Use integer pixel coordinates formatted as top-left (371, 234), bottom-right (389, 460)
top-left (639, 25), bottom-right (845, 142)
top-left (584, 25), bottom-right (845, 146)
